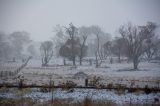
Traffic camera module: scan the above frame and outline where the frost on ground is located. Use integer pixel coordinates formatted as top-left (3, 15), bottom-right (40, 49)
top-left (1, 58), bottom-right (160, 87)
top-left (0, 88), bottom-right (160, 105)
top-left (0, 61), bottom-right (23, 72)
top-left (0, 58), bottom-right (160, 105)
top-left (27, 89), bottom-right (160, 105)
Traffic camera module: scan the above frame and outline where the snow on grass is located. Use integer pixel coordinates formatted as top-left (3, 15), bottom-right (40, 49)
top-left (0, 58), bottom-right (160, 105)
top-left (1, 88), bottom-right (159, 105)
top-left (0, 61), bottom-right (23, 72)
top-left (23, 89), bottom-right (160, 105)
top-left (1, 58), bottom-right (159, 87)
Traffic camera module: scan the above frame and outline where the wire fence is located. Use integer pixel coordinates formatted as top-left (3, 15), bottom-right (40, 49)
top-left (0, 56), bottom-right (32, 78)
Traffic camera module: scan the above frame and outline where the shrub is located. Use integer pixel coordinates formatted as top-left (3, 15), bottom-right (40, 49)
top-left (88, 76), bottom-right (101, 87)
top-left (58, 80), bottom-right (77, 90)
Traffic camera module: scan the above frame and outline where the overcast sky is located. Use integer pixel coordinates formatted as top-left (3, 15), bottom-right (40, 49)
top-left (0, 0), bottom-right (160, 41)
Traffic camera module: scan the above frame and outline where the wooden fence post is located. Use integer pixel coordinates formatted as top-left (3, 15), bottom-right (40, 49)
top-left (85, 79), bottom-right (88, 87)
top-left (51, 81), bottom-right (54, 105)
top-left (19, 79), bottom-right (23, 89)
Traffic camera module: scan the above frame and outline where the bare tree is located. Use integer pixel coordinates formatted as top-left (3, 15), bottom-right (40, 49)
top-left (111, 37), bottom-right (127, 63)
top-left (143, 22), bottom-right (158, 62)
top-left (119, 22), bottom-right (156, 69)
top-left (0, 32), bottom-right (12, 61)
top-left (103, 41), bottom-right (112, 60)
top-left (64, 23), bottom-right (78, 66)
top-left (0, 31), bottom-right (32, 62)
top-left (40, 41), bottom-right (53, 66)
top-left (59, 45), bottom-right (71, 65)
top-left (156, 39), bottom-right (160, 58)
top-left (90, 26), bottom-right (110, 68)
top-left (9, 31), bottom-right (31, 59)
top-left (52, 25), bottom-right (66, 56)
top-left (78, 26), bottom-right (91, 65)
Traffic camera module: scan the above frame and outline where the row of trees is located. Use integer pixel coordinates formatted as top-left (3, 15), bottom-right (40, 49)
top-left (40, 22), bottom-right (160, 69)
top-left (40, 23), bottom-right (90, 66)
top-left (53, 23), bottom-right (111, 67)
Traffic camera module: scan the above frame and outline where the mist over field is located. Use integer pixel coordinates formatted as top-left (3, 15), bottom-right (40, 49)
top-left (0, 0), bottom-right (160, 106)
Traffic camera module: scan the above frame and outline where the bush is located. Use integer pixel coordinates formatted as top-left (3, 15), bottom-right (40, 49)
top-left (88, 76), bottom-right (101, 87)
top-left (58, 80), bottom-right (77, 90)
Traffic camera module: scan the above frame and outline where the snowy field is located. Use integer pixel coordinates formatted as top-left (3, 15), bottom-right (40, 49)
top-left (0, 88), bottom-right (160, 105)
top-left (0, 61), bottom-right (23, 72)
top-left (1, 58), bottom-right (160, 87)
top-left (0, 58), bottom-right (160, 105)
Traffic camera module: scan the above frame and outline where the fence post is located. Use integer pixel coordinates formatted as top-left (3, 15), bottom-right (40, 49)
top-left (19, 79), bottom-right (23, 89)
top-left (51, 81), bottom-right (54, 105)
top-left (85, 79), bottom-right (88, 87)
top-left (0, 72), bottom-right (1, 78)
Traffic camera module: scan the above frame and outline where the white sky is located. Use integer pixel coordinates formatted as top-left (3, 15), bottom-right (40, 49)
top-left (0, 0), bottom-right (160, 41)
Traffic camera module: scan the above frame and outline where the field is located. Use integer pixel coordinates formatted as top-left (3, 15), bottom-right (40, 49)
top-left (0, 57), bottom-right (160, 106)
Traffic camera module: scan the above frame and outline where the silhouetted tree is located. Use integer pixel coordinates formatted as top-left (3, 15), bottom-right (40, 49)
top-left (119, 22), bottom-right (157, 69)
top-left (9, 31), bottom-right (31, 59)
top-left (59, 45), bottom-right (71, 65)
top-left (0, 32), bottom-right (12, 61)
top-left (52, 25), bottom-right (66, 56)
top-left (111, 37), bottom-right (127, 63)
top-left (64, 23), bottom-right (78, 65)
top-left (143, 22), bottom-right (158, 62)
top-left (78, 26), bottom-right (91, 65)
top-left (90, 26), bottom-right (110, 68)
top-left (40, 41), bottom-right (53, 66)
top-left (103, 41), bottom-right (112, 58)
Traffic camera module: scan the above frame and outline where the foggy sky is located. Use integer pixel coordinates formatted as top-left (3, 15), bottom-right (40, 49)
top-left (0, 0), bottom-right (160, 41)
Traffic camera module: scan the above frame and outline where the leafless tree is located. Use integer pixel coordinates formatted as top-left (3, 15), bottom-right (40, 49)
top-left (90, 26), bottom-right (110, 68)
top-left (111, 37), bottom-right (127, 63)
top-left (103, 41), bottom-right (112, 60)
top-left (52, 25), bottom-right (66, 56)
top-left (0, 32), bottom-right (12, 61)
top-left (143, 22), bottom-right (158, 61)
top-left (9, 31), bottom-right (31, 59)
top-left (156, 40), bottom-right (160, 58)
top-left (59, 44), bottom-right (71, 65)
top-left (40, 41), bottom-right (53, 66)
top-left (64, 23), bottom-right (78, 66)
top-left (78, 26), bottom-right (91, 65)
top-left (119, 22), bottom-right (156, 69)
top-left (0, 31), bottom-right (32, 62)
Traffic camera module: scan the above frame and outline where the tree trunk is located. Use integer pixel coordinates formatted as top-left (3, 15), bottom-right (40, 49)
top-left (95, 52), bottom-right (98, 68)
top-left (133, 63), bottom-right (138, 70)
top-left (79, 49), bottom-right (83, 65)
top-left (133, 58), bottom-right (138, 70)
top-left (89, 59), bottom-right (92, 66)
top-left (79, 57), bottom-right (82, 65)
top-left (63, 58), bottom-right (66, 66)
top-left (73, 56), bottom-right (76, 66)
top-left (118, 53), bottom-right (121, 63)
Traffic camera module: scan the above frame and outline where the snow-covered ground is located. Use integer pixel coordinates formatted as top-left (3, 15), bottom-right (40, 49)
top-left (26, 89), bottom-right (160, 105)
top-left (0, 58), bottom-right (160, 105)
top-left (0, 61), bottom-right (23, 72)
top-left (1, 58), bottom-right (159, 87)
top-left (0, 88), bottom-right (160, 105)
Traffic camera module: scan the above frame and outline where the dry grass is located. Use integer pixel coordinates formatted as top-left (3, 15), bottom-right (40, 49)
top-left (0, 97), bottom-right (37, 106)
top-left (58, 80), bottom-right (77, 90)
top-left (0, 97), bottom-right (160, 106)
